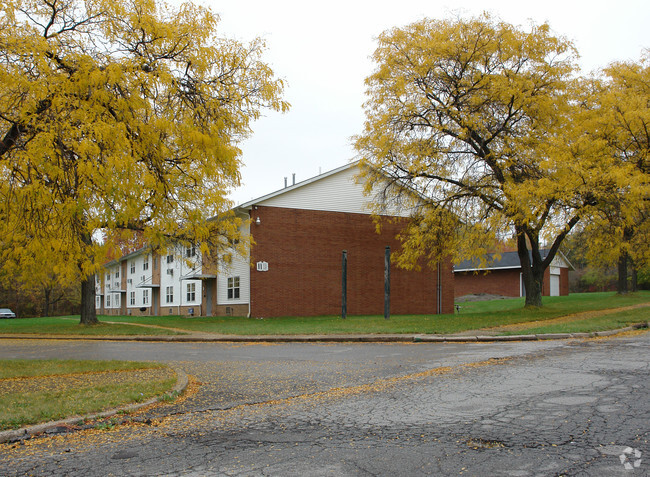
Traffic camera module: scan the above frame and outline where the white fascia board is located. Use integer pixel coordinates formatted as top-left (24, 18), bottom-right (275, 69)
top-left (454, 266), bottom-right (522, 273)
top-left (120, 247), bottom-right (149, 262)
top-left (554, 251), bottom-right (575, 271)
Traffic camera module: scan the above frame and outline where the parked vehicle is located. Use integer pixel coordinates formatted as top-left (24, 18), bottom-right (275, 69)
top-left (0, 308), bottom-right (16, 318)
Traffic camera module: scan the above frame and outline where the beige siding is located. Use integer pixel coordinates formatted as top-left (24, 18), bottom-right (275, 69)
top-left (217, 222), bottom-right (250, 307)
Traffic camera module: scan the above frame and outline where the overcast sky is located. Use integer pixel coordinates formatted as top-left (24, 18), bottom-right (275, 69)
top-left (198, 0), bottom-right (649, 205)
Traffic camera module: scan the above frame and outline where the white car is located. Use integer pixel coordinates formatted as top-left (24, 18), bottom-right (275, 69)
top-left (0, 308), bottom-right (16, 318)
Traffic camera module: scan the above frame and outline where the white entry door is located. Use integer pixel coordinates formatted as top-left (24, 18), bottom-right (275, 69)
top-left (550, 274), bottom-right (560, 296)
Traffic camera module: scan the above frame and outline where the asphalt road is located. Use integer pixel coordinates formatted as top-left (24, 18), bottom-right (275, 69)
top-left (0, 333), bottom-right (648, 476)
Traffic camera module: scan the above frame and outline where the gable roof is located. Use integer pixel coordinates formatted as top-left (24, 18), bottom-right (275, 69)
top-left (454, 249), bottom-right (574, 272)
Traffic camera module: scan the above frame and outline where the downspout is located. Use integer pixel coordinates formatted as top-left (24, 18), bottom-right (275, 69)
top-left (247, 209), bottom-right (252, 318)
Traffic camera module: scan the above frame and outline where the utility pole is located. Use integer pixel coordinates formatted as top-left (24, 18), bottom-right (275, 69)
top-left (341, 250), bottom-right (347, 320)
top-left (384, 246), bottom-right (390, 320)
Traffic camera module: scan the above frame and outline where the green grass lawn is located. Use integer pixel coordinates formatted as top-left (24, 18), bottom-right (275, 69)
top-left (1, 291), bottom-right (648, 336)
top-left (106, 291), bottom-right (650, 335)
top-left (0, 316), bottom-right (180, 335)
top-left (499, 307), bottom-right (650, 335)
top-left (0, 359), bottom-right (177, 430)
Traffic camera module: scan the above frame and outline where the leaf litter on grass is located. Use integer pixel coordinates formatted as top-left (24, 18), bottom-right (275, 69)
top-left (484, 303), bottom-right (650, 334)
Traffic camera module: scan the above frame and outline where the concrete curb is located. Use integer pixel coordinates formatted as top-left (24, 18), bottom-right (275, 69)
top-left (0, 322), bottom-right (646, 344)
top-left (0, 366), bottom-right (188, 444)
top-left (0, 321), bottom-right (649, 343)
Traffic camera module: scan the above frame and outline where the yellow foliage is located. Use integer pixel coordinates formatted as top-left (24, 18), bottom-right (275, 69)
top-left (571, 51), bottom-right (650, 269)
top-left (354, 13), bottom-right (629, 305)
top-left (0, 0), bottom-right (288, 306)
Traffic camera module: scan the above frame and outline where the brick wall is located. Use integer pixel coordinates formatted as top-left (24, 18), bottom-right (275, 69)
top-left (560, 268), bottom-right (569, 296)
top-left (213, 304), bottom-right (249, 317)
top-left (249, 206), bottom-right (454, 317)
top-left (542, 268), bottom-right (550, 296)
top-left (454, 269), bottom-right (521, 297)
top-left (455, 267), bottom-right (570, 298)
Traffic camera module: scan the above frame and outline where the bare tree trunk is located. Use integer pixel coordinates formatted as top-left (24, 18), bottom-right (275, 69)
top-left (617, 252), bottom-right (629, 294)
top-left (516, 229), bottom-right (544, 308)
top-left (78, 229), bottom-right (99, 325)
top-left (79, 273), bottom-right (98, 325)
top-left (617, 227), bottom-right (634, 294)
top-left (631, 261), bottom-right (638, 292)
top-left (42, 286), bottom-right (51, 317)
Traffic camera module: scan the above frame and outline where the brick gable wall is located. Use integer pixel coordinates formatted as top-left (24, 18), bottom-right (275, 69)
top-left (249, 206), bottom-right (454, 317)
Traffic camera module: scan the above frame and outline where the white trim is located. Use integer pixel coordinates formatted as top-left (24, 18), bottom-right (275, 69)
top-left (454, 265), bottom-right (522, 272)
top-left (454, 250), bottom-right (574, 273)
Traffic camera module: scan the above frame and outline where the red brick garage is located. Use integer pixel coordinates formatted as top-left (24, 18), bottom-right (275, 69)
top-left (454, 251), bottom-right (572, 298)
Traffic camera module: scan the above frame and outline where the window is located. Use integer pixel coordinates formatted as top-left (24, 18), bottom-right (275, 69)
top-left (166, 254), bottom-right (174, 264)
top-left (227, 276), bottom-right (240, 300)
top-left (143, 255), bottom-right (149, 271)
top-left (106, 273), bottom-right (110, 282)
top-left (115, 270), bottom-right (120, 278)
top-left (130, 291), bottom-right (135, 306)
top-left (143, 289), bottom-right (149, 305)
top-left (106, 295), bottom-right (111, 307)
top-left (130, 261), bottom-right (135, 274)
top-left (186, 283), bottom-right (196, 302)
top-left (186, 246), bottom-right (196, 257)
top-left (115, 294), bottom-right (120, 307)
top-left (95, 297), bottom-right (100, 308)
top-left (166, 286), bottom-right (174, 304)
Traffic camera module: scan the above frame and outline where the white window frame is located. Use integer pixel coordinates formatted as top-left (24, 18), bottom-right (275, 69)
top-left (130, 291), bottom-right (136, 306)
top-left (143, 255), bottom-right (149, 271)
top-left (186, 282), bottom-right (196, 302)
top-left (143, 289), bottom-right (149, 305)
top-left (166, 286), bottom-right (174, 304)
top-left (227, 276), bottom-right (240, 300)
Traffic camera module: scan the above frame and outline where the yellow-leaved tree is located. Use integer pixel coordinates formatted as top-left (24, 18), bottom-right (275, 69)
top-left (573, 52), bottom-right (650, 293)
top-left (355, 14), bottom-right (619, 307)
top-left (0, 0), bottom-right (288, 324)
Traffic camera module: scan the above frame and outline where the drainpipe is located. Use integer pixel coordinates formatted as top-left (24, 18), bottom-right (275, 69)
top-left (247, 209), bottom-right (252, 318)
